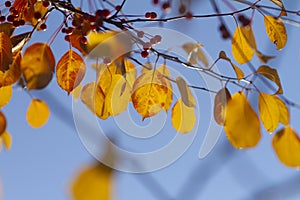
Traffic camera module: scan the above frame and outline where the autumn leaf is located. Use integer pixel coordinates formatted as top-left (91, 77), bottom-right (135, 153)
top-left (0, 85), bottom-right (13, 108)
top-left (224, 92), bottom-right (261, 148)
top-left (175, 77), bottom-right (196, 107)
top-left (214, 87), bottom-right (231, 126)
top-left (0, 32), bottom-right (13, 72)
top-left (131, 69), bottom-right (172, 119)
top-left (71, 163), bottom-right (112, 200)
top-left (219, 51), bottom-right (244, 81)
top-left (274, 96), bottom-right (290, 125)
top-left (71, 84), bottom-right (82, 100)
top-left (0, 23), bottom-right (14, 37)
top-left (26, 99), bottom-right (50, 128)
top-left (0, 112), bottom-right (6, 136)
top-left (0, 52), bottom-right (21, 87)
top-left (272, 126), bottom-right (300, 168)
top-left (157, 65), bottom-right (172, 111)
top-left (0, 131), bottom-right (12, 151)
top-left (171, 98), bottom-right (196, 134)
top-left (269, 0), bottom-right (287, 17)
top-left (264, 16), bottom-right (287, 50)
top-left (182, 42), bottom-right (209, 67)
top-left (232, 26), bottom-right (255, 64)
top-left (256, 65), bottom-right (282, 94)
top-left (56, 50), bottom-right (86, 94)
top-left (258, 93), bottom-right (280, 133)
top-left (69, 32), bottom-right (88, 55)
top-left (21, 43), bottom-right (55, 90)
top-left (26, 1), bottom-right (48, 27)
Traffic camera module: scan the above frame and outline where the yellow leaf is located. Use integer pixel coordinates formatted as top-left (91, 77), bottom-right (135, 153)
top-left (264, 16), bottom-right (287, 50)
top-left (272, 126), bottom-right (300, 168)
top-left (0, 111), bottom-right (6, 136)
top-left (0, 85), bottom-right (13, 107)
top-left (157, 65), bottom-right (172, 111)
top-left (71, 163), bottom-right (112, 200)
top-left (256, 65), bottom-right (282, 94)
top-left (258, 93), bottom-right (280, 132)
top-left (0, 32), bottom-right (12, 72)
top-left (230, 62), bottom-right (244, 82)
top-left (21, 43), bottom-right (55, 90)
top-left (80, 82), bottom-right (109, 120)
top-left (26, 99), bottom-right (50, 128)
top-left (132, 69), bottom-right (171, 119)
top-left (171, 98), bottom-right (196, 134)
top-left (274, 96), bottom-right (290, 125)
top-left (214, 87), bottom-right (231, 126)
top-left (123, 60), bottom-right (137, 88)
top-left (232, 26), bottom-right (254, 64)
top-left (175, 77), bottom-right (195, 107)
top-left (1, 131), bottom-right (12, 150)
top-left (241, 25), bottom-right (257, 50)
top-left (56, 50), bottom-right (86, 94)
top-left (224, 92), bottom-right (261, 148)
top-left (71, 84), bottom-right (82, 100)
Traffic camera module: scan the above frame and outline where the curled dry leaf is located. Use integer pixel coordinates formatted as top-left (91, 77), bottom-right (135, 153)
top-left (0, 32), bottom-right (13, 72)
top-left (0, 85), bottom-right (13, 108)
top-left (21, 43), bottom-right (55, 90)
top-left (272, 126), bottom-right (300, 168)
top-left (214, 87), bottom-right (231, 126)
top-left (264, 16), bottom-right (287, 50)
top-left (269, 0), bottom-right (287, 17)
top-left (26, 99), bottom-right (50, 128)
top-left (56, 50), bottom-right (86, 94)
top-left (0, 112), bottom-right (6, 136)
top-left (224, 92), bottom-right (261, 148)
top-left (256, 65), bottom-right (283, 94)
top-left (171, 98), bottom-right (196, 134)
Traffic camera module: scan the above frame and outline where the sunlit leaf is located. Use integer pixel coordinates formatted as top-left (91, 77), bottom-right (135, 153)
top-left (264, 16), bottom-right (287, 50)
top-left (176, 77), bottom-right (195, 107)
top-left (224, 92), bottom-right (261, 148)
top-left (0, 111), bottom-right (6, 136)
top-left (26, 99), bottom-right (50, 128)
top-left (171, 98), bottom-right (196, 134)
top-left (132, 69), bottom-right (171, 119)
top-left (0, 52), bottom-right (21, 87)
top-left (1, 131), bottom-right (12, 151)
top-left (0, 32), bottom-right (13, 72)
top-left (71, 163), bottom-right (112, 200)
top-left (272, 126), bottom-right (300, 168)
top-left (71, 84), bottom-right (82, 100)
top-left (56, 50), bottom-right (86, 94)
top-left (21, 43), bottom-right (55, 90)
top-left (157, 64), bottom-right (172, 111)
top-left (232, 26), bottom-right (254, 64)
top-left (256, 65), bottom-right (282, 94)
top-left (258, 93), bottom-right (280, 132)
top-left (274, 96), bottom-right (290, 125)
top-left (0, 85), bottom-right (13, 108)
top-left (270, 0), bottom-right (287, 17)
top-left (69, 32), bottom-right (88, 56)
top-left (214, 87), bottom-right (231, 126)
top-left (241, 25), bottom-right (257, 50)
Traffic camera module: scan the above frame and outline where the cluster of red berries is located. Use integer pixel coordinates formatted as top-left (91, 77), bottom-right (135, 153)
top-left (137, 32), bottom-right (162, 58)
top-left (145, 12), bottom-right (157, 19)
top-left (151, 0), bottom-right (171, 12)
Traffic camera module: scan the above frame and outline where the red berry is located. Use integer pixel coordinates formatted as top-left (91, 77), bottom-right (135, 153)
top-left (12, 20), bottom-right (20, 27)
top-left (154, 35), bottom-right (162, 43)
top-left (153, 0), bottom-right (159, 5)
top-left (150, 12), bottom-right (157, 19)
top-left (186, 12), bottom-right (193, 19)
top-left (145, 12), bottom-right (151, 18)
top-left (115, 5), bottom-right (121, 11)
top-left (162, 2), bottom-right (170, 11)
top-left (5, 1), bottom-right (11, 7)
top-left (141, 51), bottom-right (149, 58)
top-left (0, 16), bottom-right (6, 22)
top-left (90, 24), bottom-right (97, 31)
top-left (137, 31), bottom-right (144, 38)
top-left (64, 35), bottom-right (70, 42)
top-left (95, 9), bottom-right (103, 17)
top-left (39, 23), bottom-right (47, 30)
top-left (61, 28), bottom-right (66, 33)
top-left (80, 36), bottom-right (87, 44)
top-left (34, 12), bottom-right (42, 19)
top-left (102, 9), bottom-right (110, 17)
top-left (42, 1), bottom-right (50, 7)
top-left (150, 37), bottom-right (157, 44)
top-left (103, 57), bottom-right (111, 65)
top-left (65, 27), bottom-right (74, 35)
top-left (7, 15), bottom-right (14, 22)
top-left (19, 19), bottom-right (25, 25)
top-left (143, 42), bottom-right (152, 50)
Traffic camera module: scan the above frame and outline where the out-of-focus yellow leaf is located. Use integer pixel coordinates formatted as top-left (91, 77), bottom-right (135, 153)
top-left (270, 0), bottom-right (287, 17)
top-left (264, 16), bottom-right (287, 50)
top-left (256, 65), bottom-right (282, 94)
top-left (232, 26), bottom-right (254, 64)
top-left (241, 25), bottom-right (257, 50)
top-left (132, 69), bottom-right (172, 119)
top-left (123, 60), bottom-right (137, 88)
top-left (56, 50), bottom-right (86, 94)
top-left (274, 96), bottom-right (290, 125)
top-left (0, 131), bottom-right (12, 151)
top-left (258, 93), bottom-right (280, 132)
top-left (272, 126), bottom-right (300, 168)
top-left (0, 85), bottom-right (12, 108)
top-left (0, 112), bottom-right (6, 136)
top-left (26, 99), bottom-right (50, 128)
top-left (80, 82), bottom-right (109, 120)
top-left (256, 51), bottom-right (275, 64)
top-left (71, 163), bottom-right (112, 200)
top-left (0, 32), bottom-right (12, 72)
top-left (176, 77), bottom-right (195, 107)
top-left (224, 92), bottom-right (261, 148)
top-left (214, 87), bottom-right (231, 126)
top-left (171, 98), bottom-right (196, 134)
top-left (21, 43), bottom-right (55, 90)
top-left (71, 84), bottom-right (82, 100)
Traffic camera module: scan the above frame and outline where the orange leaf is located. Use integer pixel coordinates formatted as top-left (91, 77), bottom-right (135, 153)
top-left (0, 32), bottom-right (13, 72)
top-left (21, 43), bottom-right (55, 90)
top-left (26, 98), bottom-right (50, 128)
top-left (214, 87), bottom-right (231, 126)
top-left (171, 98), bottom-right (196, 134)
top-left (224, 92), bottom-right (261, 148)
top-left (0, 111), bottom-right (6, 136)
top-left (256, 65), bottom-right (282, 94)
top-left (0, 52), bottom-right (21, 87)
top-left (0, 85), bottom-right (13, 108)
top-left (264, 16), bottom-right (287, 50)
top-left (272, 126), bottom-right (300, 168)
top-left (56, 50), bottom-right (86, 94)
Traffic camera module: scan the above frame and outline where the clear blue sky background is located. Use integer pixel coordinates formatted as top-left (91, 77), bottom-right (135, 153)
top-left (1, 0), bottom-right (300, 200)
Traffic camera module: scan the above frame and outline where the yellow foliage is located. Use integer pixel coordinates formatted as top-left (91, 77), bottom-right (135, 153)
top-left (0, 112), bottom-right (6, 136)
top-left (26, 99), bottom-right (50, 128)
top-left (264, 16), bottom-right (287, 50)
top-left (256, 65), bottom-right (282, 94)
top-left (0, 85), bottom-right (13, 108)
top-left (272, 126), bottom-right (300, 168)
top-left (71, 84), bottom-right (82, 100)
top-left (171, 98), bottom-right (196, 134)
top-left (224, 92), bottom-right (261, 148)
